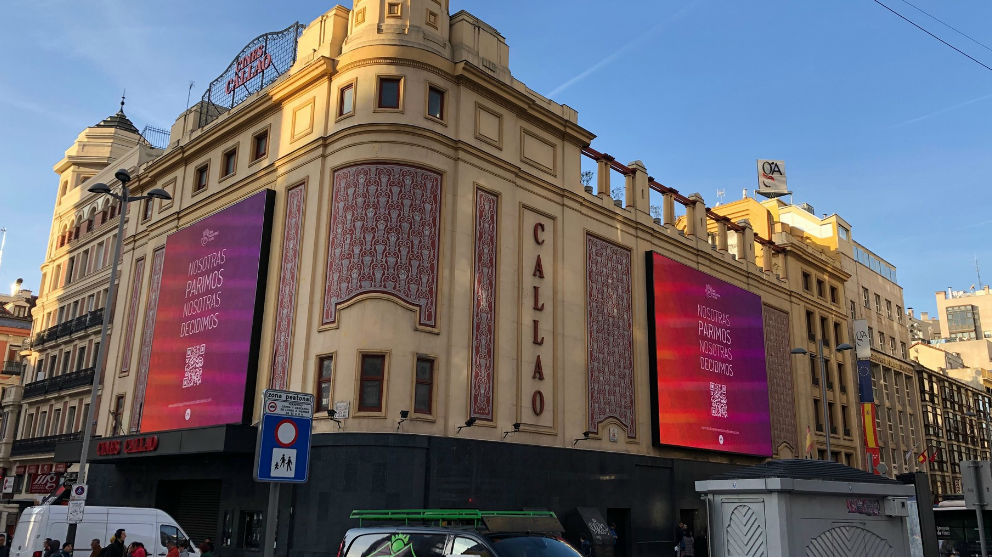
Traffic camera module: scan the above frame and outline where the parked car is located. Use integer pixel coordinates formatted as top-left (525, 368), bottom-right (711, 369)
top-left (337, 510), bottom-right (582, 557)
top-left (10, 505), bottom-right (197, 557)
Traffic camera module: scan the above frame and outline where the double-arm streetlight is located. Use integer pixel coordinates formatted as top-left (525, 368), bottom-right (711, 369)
top-left (65, 169), bottom-right (171, 547)
top-left (792, 340), bottom-right (855, 462)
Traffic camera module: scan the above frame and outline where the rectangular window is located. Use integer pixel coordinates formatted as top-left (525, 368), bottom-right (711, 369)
top-left (890, 337), bottom-right (896, 353)
top-left (816, 279), bottom-right (825, 299)
top-left (52, 409), bottom-right (62, 435)
top-left (66, 406), bottom-right (76, 433)
top-left (850, 300), bottom-right (856, 319)
top-left (194, 164), bottom-right (209, 193)
top-left (23, 414), bottom-right (34, 439)
top-left (75, 348), bottom-right (86, 372)
top-left (338, 83), bottom-right (355, 117)
top-left (810, 354), bottom-right (819, 385)
top-left (806, 310), bottom-right (815, 341)
top-left (802, 271), bottom-right (811, 292)
top-left (833, 322), bottom-right (842, 346)
top-left (316, 355), bottom-right (333, 412)
top-left (414, 356), bottom-right (435, 415)
top-left (377, 77), bottom-right (401, 109)
top-left (91, 342), bottom-right (100, 367)
top-left (897, 305), bottom-right (903, 323)
top-left (879, 331), bottom-right (885, 351)
top-left (251, 130), bottom-right (268, 161)
top-left (141, 198), bottom-right (152, 222)
top-left (82, 403), bottom-right (90, 431)
top-left (886, 300), bottom-right (893, 320)
top-left (112, 395), bottom-right (125, 435)
top-left (813, 399), bottom-right (823, 431)
top-left (838, 362), bottom-right (847, 393)
top-left (37, 411), bottom-right (47, 437)
top-left (901, 342), bottom-right (907, 359)
top-left (829, 285), bottom-right (838, 304)
top-left (863, 287), bottom-right (870, 308)
top-left (239, 512), bottom-right (263, 550)
top-left (358, 353), bottom-right (386, 412)
top-left (875, 293), bottom-right (882, 313)
top-left (427, 85), bottom-right (445, 120)
top-left (61, 351), bottom-right (71, 375)
top-left (820, 316), bottom-right (830, 345)
top-left (222, 148), bottom-right (237, 178)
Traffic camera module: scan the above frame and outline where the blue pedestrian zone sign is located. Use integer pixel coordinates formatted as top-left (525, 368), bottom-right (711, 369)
top-left (255, 390), bottom-right (314, 483)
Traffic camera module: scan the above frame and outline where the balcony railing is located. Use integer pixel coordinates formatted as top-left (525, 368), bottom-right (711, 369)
top-left (1, 361), bottom-right (24, 375)
top-left (11, 431), bottom-right (82, 456)
top-left (23, 367), bottom-right (95, 399)
top-left (32, 309), bottom-right (104, 347)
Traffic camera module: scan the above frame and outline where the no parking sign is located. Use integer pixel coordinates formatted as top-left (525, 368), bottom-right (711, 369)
top-left (254, 390), bottom-right (313, 483)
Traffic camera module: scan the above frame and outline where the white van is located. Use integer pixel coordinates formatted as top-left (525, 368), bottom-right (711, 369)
top-left (10, 505), bottom-right (198, 557)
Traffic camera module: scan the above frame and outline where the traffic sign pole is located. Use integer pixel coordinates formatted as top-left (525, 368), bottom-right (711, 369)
top-left (264, 484), bottom-right (280, 557)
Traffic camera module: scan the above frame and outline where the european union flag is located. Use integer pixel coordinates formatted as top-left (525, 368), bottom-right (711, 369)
top-left (857, 359), bottom-right (874, 402)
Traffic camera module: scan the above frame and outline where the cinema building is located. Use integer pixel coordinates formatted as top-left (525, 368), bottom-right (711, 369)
top-left (43, 1), bottom-right (823, 554)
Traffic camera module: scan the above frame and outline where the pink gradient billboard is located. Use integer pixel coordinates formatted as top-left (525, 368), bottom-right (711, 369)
top-left (141, 190), bottom-right (273, 433)
top-left (646, 252), bottom-right (772, 456)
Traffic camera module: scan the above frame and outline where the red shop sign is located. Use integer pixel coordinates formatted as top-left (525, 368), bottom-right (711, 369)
top-left (53, 463), bottom-right (67, 473)
top-left (26, 465), bottom-right (38, 474)
top-left (39, 464), bottom-right (52, 474)
top-left (14, 466), bottom-right (25, 475)
top-left (124, 436), bottom-right (159, 454)
top-left (28, 472), bottom-right (60, 494)
top-left (97, 440), bottom-right (121, 456)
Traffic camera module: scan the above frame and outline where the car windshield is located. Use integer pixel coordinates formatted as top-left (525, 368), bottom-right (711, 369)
top-left (487, 535), bottom-right (581, 557)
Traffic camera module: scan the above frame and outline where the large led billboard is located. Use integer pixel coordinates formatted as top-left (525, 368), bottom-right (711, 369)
top-left (141, 190), bottom-right (274, 433)
top-left (646, 252), bottom-right (772, 456)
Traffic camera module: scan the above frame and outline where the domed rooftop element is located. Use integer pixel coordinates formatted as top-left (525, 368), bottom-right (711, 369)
top-left (93, 94), bottom-right (139, 135)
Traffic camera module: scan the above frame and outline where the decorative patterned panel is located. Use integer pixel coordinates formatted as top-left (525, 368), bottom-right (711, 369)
top-left (726, 504), bottom-right (768, 557)
top-left (763, 305), bottom-right (796, 455)
top-left (271, 184), bottom-right (307, 390)
top-left (805, 525), bottom-right (893, 557)
top-left (469, 189), bottom-right (498, 420)
top-left (586, 234), bottom-right (635, 437)
top-left (130, 246), bottom-right (165, 432)
top-left (322, 164), bottom-right (441, 328)
top-left (119, 257), bottom-right (146, 375)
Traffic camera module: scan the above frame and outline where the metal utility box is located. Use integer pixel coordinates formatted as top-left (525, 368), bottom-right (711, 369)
top-left (696, 460), bottom-right (916, 557)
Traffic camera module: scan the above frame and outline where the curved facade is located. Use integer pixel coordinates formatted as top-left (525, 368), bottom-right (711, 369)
top-left (35, 2), bottom-right (833, 554)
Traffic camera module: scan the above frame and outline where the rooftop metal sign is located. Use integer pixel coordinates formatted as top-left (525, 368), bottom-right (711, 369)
top-left (198, 22), bottom-right (304, 128)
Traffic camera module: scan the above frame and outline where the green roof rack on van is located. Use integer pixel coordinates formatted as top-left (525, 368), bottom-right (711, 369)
top-left (350, 509), bottom-right (558, 528)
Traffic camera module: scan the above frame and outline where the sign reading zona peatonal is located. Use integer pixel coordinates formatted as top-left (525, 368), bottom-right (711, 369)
top-left (255, 389), bottom-right (313, 483)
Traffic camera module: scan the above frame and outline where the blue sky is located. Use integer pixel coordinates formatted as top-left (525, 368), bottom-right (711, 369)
top-left (1, 0), bottom-right (990, 316)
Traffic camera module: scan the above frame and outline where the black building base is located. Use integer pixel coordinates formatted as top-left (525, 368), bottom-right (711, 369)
top-left (85, 432), bottom-right (752, 556)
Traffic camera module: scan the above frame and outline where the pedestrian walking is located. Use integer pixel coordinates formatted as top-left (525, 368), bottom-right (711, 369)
top-left (197, 539), bottom-right (215, 557)
top-left (89, 539), bottom-right (103, 557)
top-left (126, 542), bottom-right (146, 557)
top-left (0, 534), bottom-right (9, 557)
top-left (46, 540), bottom-right (62, 557)
top-left (676, 523), bottom-right (694, 557)
top-left (100, 529), bottom-right (126, 557)
top-left (578, 533), bottom-right (592, 557)
top-left (165, 540), bottom-right (179, 557)
top-left (58, 542), bottom-right (74, 557)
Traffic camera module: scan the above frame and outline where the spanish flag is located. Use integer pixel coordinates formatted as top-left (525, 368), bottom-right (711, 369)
top-left (918, 450), bottom-right (928, 464)
top-left (805, 426), bottom-right (814, 459)
top-left (862, 403), bottom-right (879, 449)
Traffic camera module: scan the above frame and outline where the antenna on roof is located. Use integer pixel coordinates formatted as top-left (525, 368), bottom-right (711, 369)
top-left (715, 189), bottom-right (726, 205)
top-left (186, 81), bottom-right (195, 110)
top-left (120, 89), bottom-right (126, 113)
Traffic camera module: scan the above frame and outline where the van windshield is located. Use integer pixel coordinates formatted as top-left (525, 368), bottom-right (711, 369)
top-left (160, 524), bottom-right (192, 553)
top-left (487, 535), bottom-right (581, 557)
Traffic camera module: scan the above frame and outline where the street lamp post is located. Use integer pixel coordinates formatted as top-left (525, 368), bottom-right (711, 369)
top-left (792, 341), bottom-right (855, 462)
top-left (64, 169), bottom-right (171, 547)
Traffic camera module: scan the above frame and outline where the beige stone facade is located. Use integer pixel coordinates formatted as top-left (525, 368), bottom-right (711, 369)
top-left (73, 2), bottom-right (811, 468)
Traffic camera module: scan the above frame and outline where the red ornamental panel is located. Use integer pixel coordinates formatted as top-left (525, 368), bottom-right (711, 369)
top-left (762, 305), bottom-right (796, 454)
top-left (131, 246), bottom-right (165, 432)
top-left (469, 190), bottom-right (498, 420)
top-left (271, 184), bottom-right (307, 390)
top-left (586, 235), bottom-right (635, 437)
top-left (322, 164), bottom-right (441, 328)
top-left (120, 256), bottom-right (146, 374)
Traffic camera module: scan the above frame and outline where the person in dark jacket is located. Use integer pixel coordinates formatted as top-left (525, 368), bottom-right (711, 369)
top-left (0, 534), bottom-right (9, 557)
top-left (100, 530), bottom-right (126, 557)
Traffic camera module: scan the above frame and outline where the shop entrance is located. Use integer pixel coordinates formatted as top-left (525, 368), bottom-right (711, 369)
top-left (156, 479), bottom-right (222, 547)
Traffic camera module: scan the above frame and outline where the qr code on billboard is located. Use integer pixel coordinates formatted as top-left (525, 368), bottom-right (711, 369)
top-left (183, 344), bottom-right (206, 388)
top-left (710, 382), bottom-right (727, 418)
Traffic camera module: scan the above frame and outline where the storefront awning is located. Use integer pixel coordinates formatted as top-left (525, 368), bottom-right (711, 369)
top-left (54, 424), bottom-right (256, 464)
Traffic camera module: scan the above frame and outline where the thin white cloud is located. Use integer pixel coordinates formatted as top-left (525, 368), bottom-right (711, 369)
top-left (547, 1), bottom-right (697, 98)
top-left (891, 92), bottom-right (992, 127)
top-left (0, 88), bottom-right (81, 128)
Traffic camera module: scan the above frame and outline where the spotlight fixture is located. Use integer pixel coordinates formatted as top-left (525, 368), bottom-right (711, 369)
top-left (502, 422), bottom-right (522, 440)
top-left (397, 410), bottom-right (410, 431)
top-left (572, 430), bottom-right (592, 447)
top-left (457, 417), bottom-right (477, 434)
top-left (326, 408), bottom-right (343, 430)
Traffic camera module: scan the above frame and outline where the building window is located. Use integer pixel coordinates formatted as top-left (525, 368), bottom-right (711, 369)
top-left (194, 164), bottom-right (209, 193)
top-left (251, 130), bottom-right (268, 161)
top-left (140, 198), bottom-right (152, 222)
top-left (221, 148), bottom-right (237, 178)
top-left (816, 279), bottom-right (825, 299)
top-left (810, 354), bottom-right (819, 386)
top-left (239, 512), bottom-right (263, 550)
top-left (875, 293), bottom-right (882, 314)
top-left (813, 399), bottom-right (823, 431)
top-left (839, 225), bottom-right (849, 239)
top-left (316, 355), bottom-right (333, 412)
top-left (806, 310), bottom-right (815, 341)
top-left (75, 348), bottom-right (86, 372)
top-left (850, 300), bottom-right (856, 319)
top-left (863, 287), bottom-right (870, 308)
top-left (66, 406), bottom-right (76, 433)
top-left (338, 82), bottom-right (355, 117)
top-left (897, 305), bottom-right (903, 323)
top-left (111, 395), bottom-right (125, 435)
top-left (879, 331), bottom-right (885, 351)
top-left (820, 316), bottom-right (830, 345)
top-left (52, 409), bottom-right (62, 435)
top-left (37, 411), bottom-right (48, 437)
top-left (386, 2), bottom-right (401, 17)
top-left (833, 321), bottom-right (843, 345)
top-left (838, 362), bottom-right (847, 393)
top-left (414, 356), bottom-right (435, 415)
top-left (377, 77), bottom-right (402, 110)
top-left (829, 285), bottom-right (838, 304)
top-left (358, 353), bottom-right (386, 412)
top-left (901, 342), bottom-right (907, 359)
top-left (427, 85), bottom-right (445, 121)
top-left (890, 337), bottom-right (896, 353)
top-left (886, 300), bottom-right (893, 320)
top-left (802, 271), bottom-right (811, 292)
